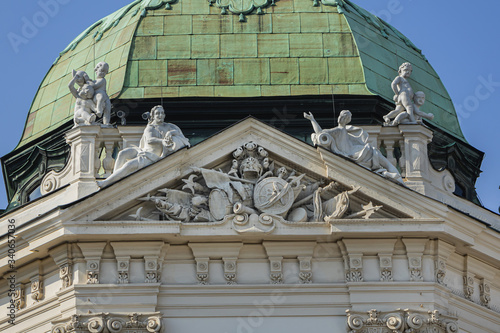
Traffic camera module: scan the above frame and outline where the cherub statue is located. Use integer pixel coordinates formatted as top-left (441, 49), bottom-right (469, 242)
top-left (383, 62), bottom-right (416, 124)
top-left (72, 70), bottom-right (90, 88)
top-left (89, 62), bottom-right (112, 125)
top-left (68, 71), bottom-right (97, 127)
top-left (389, 91), bottom-right (434, 126)
top-left (304, 110), bottom-right (403, 183)
top-left (97, 105), bottom-right (190, 188)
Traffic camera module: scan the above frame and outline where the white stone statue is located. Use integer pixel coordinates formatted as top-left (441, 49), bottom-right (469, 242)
top-left (133, 141), bottom-right (386, 225)
top-left (383, 62), bottom-right (434, 126)
top-left (385, 62), bottom-right (416, 123)
top-left (386, 91), bottom-right (434, 126)
top-left (90, 62), bottom-right (112, 126)
top-left (304, 110), bottom-right (403, 183)
top-left (68, 71), bottom-right (97, 127)
top-left (141, 189), bottom-right (213, 223)
top-left (97, 105), bottom-right (190, 188)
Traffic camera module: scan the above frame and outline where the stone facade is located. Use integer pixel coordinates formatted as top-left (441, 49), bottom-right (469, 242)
top-left (1, 119), bottom-right (499, 332)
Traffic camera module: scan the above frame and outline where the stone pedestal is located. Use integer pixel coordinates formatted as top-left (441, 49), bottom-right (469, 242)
top-left (39, 125), bottom-right (145, 201)
top-left (399, 124), bottom-right (433, 191)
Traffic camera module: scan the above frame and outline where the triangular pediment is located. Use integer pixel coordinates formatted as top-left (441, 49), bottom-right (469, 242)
top-left (65, 118), bottom-right (439, 234)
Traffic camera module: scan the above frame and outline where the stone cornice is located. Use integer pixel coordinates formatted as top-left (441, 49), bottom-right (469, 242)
top-left (2, 217), bottom-right (500, 278)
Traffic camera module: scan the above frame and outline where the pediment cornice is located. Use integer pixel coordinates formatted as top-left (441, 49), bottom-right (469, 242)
top-left (1, 119), bottom-right (499, 277)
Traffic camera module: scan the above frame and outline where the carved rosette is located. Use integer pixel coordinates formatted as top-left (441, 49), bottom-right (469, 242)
top-left (51, 313), bottom-right (163, 333)
top-left (196, 258), bottom-right (209, 285)
top-left (269, 256), bottom-right (283, 284)
top-left (145, 258), bottom-right (160, 283)
top-left (379, 255), bottom-right (393, 282)
top-left (408, 256), bottom-right (423, 282)
top-left (463, 273), bottom-right (474, 300)
top-left (59, 263), bottom-right (73, 289)
top-left (31, 275), bottom-right (43, 302)
top-left (223, 258), bottom-right (237, 285)
top-left (13, 284), bottom-right (25, 310)
top-left (479, 279), bottom-right (491, 308)
top-left (346, 308), bottom-right (458, 333)
top-left (117, 258), bottom-right (130, 284)
top-left (298, 257), bottom-right (312, 284)
top-left (346, 255), bottom-right (363, 282)
top-left (86, 260), bottom-right (100, 284)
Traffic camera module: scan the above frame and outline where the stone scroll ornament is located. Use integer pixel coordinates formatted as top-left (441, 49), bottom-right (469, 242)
top-left (68, 61), bottom-right (112, 127)
top-left (383, 62), bottom-right (434, 126)
top-left (134, 142), bottom-right (382, 230)
top-left (346, 308), bottom-right (459, 333)
top-left (304, 110), bottom-right (404, 183)
top-left (51, 313), bottom-right (163, 333)
top-left (209, 0), bottom-right (275, 22)
top-left (97, 105), bottom-right (190, 188)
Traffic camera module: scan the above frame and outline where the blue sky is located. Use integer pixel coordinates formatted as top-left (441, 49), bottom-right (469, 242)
top-left (0, 0), bottom-right (498, 213)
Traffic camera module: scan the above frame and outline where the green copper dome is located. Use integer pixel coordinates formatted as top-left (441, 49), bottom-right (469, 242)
top-left (19, 0), bottom-right (465, 148)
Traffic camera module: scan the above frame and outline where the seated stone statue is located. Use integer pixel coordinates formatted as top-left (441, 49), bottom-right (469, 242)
top-left (97, 105), bottom-right (190, 188)
top-left (304, 110), bottom-right (403, 183)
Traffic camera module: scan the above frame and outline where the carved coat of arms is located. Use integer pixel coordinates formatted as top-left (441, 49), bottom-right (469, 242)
top-left (135, 142), bottom-right (382, 233)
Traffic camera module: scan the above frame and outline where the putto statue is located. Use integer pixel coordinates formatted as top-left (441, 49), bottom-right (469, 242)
top-left (383, 62), bottom-right (434, 126)
top-left (92, 61), bottom-right (112, 125)
top-left (68, 71), bottom-right (96, 127)
top-left (304, 110), bottom-right (403, 183)
top-left (68, 62), bottom-right (112, 127)
top-left (97, 105), bottom-right (190, 188)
